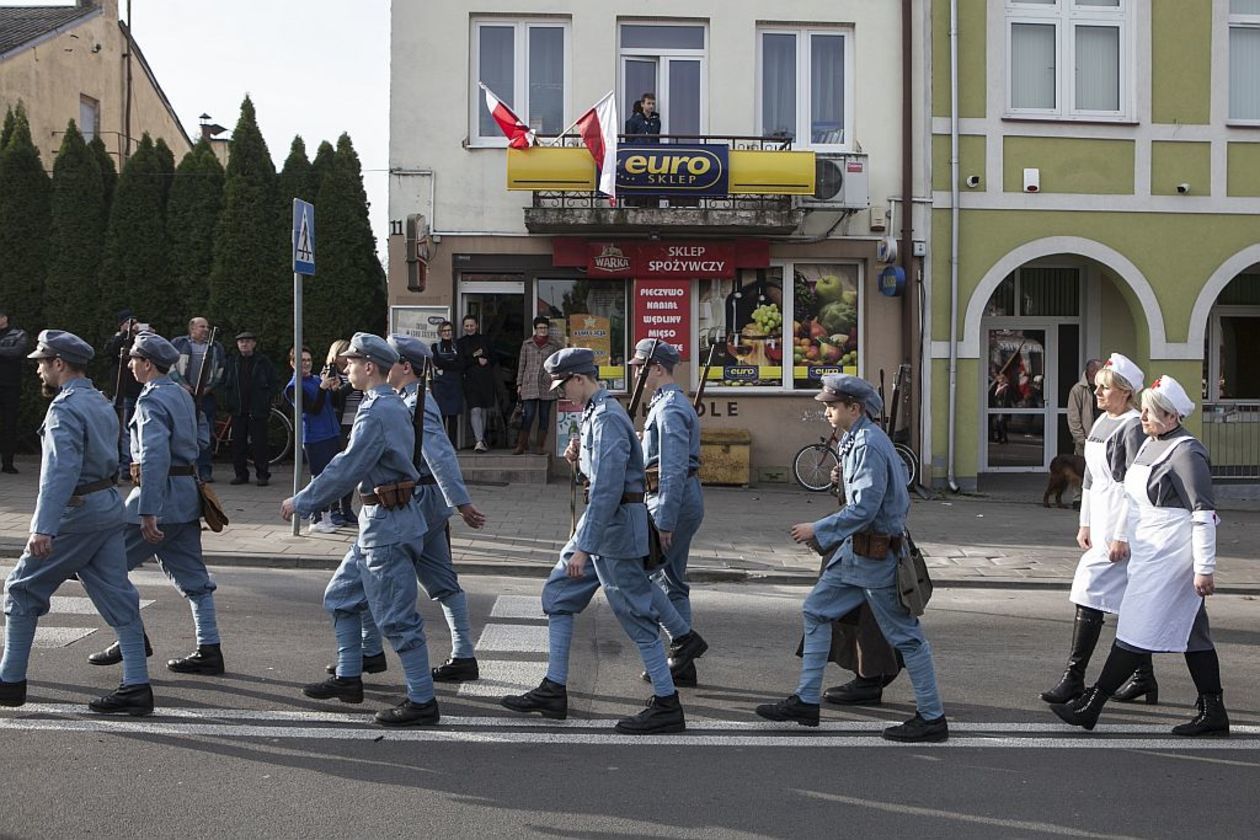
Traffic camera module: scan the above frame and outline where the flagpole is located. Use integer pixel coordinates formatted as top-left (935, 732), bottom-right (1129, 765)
top-left (546, 90), bottom-right (615, 146)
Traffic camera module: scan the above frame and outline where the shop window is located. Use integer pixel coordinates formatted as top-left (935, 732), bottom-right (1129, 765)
top-left (986, 267), bottom-right (1080, 318)
top-left (537, 278), bottom-right (628, 391)
top-left (757, 27), bottom-right (853, 148)
top-left (471, 18), bottom-right (569, 145)
top-left (1006, 0), bottom-right (1131, 120)
top-left (1207, 273), bottom-right (1260, 401)
top-left (1231, 0), bottom-right (1260, 122)
top-left (695, 263), bottom-right (860, 392)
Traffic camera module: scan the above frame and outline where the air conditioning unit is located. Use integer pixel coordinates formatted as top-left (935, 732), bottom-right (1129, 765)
top-left (795, 152), bottom-right (870, 210)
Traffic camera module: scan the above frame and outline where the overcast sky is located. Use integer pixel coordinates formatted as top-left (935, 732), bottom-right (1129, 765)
top-left (13, 0), bottom-right (391, 262)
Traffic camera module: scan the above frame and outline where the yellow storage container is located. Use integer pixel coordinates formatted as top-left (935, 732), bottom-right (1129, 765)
top-left (700, 428), bottom-right (752, 487)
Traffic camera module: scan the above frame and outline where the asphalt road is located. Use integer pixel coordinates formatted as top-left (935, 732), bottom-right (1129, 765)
top-left (1, 566), bottom-right (1258, 839)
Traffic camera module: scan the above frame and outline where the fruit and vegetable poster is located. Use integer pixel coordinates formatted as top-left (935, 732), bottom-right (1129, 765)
top-left (791, 264), bottom-right (859, 387)
top-left (632, 280), bottom-right (691, 360)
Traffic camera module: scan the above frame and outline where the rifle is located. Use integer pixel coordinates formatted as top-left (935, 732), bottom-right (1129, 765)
top-left (411, 357), bottom-right (429, 469)
top-left (114, 318), bottom-right (135, 450)
top-left (192, 327), bottom-right (219, 402)
top-left (626, 338), bottom-right (660, 421)
top-left (693, 340), bottom-right (719, 412)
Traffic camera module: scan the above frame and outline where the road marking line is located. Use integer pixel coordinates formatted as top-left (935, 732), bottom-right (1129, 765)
top-left (488, 595), bottom-right (545, 620)
top-left (48, 596), bottom-right (156, 614)
top-left (0, 627), bottom-right (99, 648)
top-left (456, 660), bottom-right (544, 698)
top-left (0, 716), bottom-right (1255, 748)
top-left (475, 624), bottom-right (549, 653)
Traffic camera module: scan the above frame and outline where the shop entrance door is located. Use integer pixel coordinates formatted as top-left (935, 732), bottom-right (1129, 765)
top-left (459, 280), bottom-right (525, 450)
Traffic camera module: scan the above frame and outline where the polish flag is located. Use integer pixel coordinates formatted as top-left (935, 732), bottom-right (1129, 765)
top-left (575, 91), bottom-right (618, 200)
top-left (479, 82), bottom-right (535, 149)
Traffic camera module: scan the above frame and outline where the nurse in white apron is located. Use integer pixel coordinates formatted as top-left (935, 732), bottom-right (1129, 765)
top-left (1051, 375), bottom-right (1229, 737)
top-left (1040, 354), bottom-right (1146, 705)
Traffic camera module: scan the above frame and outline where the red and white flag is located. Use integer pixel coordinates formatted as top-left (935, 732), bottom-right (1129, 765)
top-left (575, 91), bottom-right (618, 199)
top-left (479, 82), bottom-right (535, 149)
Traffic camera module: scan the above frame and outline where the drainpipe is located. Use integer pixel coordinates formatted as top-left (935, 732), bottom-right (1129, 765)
top-left (946, 0), bottom-right (961, 492)
top-left (900, 0), bottom-right (915, 428)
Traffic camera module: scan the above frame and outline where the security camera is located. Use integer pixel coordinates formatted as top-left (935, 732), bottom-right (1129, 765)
top-left (965, 175), bottom-right (981, 188)
top-left (1177, 183), bottom-right (1190, 194)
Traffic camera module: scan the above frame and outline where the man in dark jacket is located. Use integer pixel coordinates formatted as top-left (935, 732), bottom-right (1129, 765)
top-left (0, 307), bottom-right (30, 474)
top-left (625, 92), bottom-right (661, 140)
top-left (223, 331), bottom-right (278, 486)
top-left (171, 317), bottom-right (227, 482)
top-left (103, 309), bottom-right (145, 480)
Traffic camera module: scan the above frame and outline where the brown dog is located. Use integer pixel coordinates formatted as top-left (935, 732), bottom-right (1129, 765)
top-left (1044, 454), bottom-right (1086, 508)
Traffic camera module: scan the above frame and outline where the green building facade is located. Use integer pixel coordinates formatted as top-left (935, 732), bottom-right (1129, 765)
top-left (926, 0), bottom-right (1260, 488)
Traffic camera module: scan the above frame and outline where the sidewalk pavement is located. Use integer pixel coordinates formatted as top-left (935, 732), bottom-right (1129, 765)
top-left (1, 454), bottom-right (1258, 592)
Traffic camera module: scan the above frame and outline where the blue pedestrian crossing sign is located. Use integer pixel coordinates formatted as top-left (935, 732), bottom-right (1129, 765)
top-left (292, 198), bottom-right (316, 275)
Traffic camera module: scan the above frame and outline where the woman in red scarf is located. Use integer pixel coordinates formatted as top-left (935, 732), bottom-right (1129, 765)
top-left (514, 317), bottom-right (563, 455)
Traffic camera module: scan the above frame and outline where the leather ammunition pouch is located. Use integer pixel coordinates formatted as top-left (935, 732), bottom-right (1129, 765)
top-left (67, 477), bottom-right (117, 507)
top-left (852, 531), bottom-right (903, 559)
top-left (644, 515), bottom-right (666, 571)
top-left (129, 463), bottom-right (196, 487)
top-left (362, 480), bottom-right (417, 510)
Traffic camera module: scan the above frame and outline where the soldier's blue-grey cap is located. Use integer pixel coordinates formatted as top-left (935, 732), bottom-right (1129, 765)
top-left (129, 331), bottom-right (180, 368)
top-left (815, 372), bottom-right (884, 418)
top-left (338, 332), bottom-right (399, 371)
top-left (27, 329), bottom-right (94, 366)
top-left (626, 338), bottom-right (681, 369)
top-left (544, 347), bottom-right (599, 390)
top-left (387, 333), bottom-right (432, 368)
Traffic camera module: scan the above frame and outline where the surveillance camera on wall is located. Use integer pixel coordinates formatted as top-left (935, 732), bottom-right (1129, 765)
top-left (1177, 183), bottom-right (1190, 194)
top-left (965, 175), bottom-right (981, 188)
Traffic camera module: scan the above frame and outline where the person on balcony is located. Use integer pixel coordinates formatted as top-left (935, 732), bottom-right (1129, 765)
top-left (626, 92), bottom-right (660, 141)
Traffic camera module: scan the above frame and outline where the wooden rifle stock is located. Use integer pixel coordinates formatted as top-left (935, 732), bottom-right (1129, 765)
top-left (192, 327), bottom-right (219, 400)
top-left (693, 341), bottom-right (719, 412)
top-left (626, 338), bottom-right (660, 420)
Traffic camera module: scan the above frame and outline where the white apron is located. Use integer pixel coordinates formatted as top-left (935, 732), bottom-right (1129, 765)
top-left (1069, 411), bottom-right (1140, 613)
top-left (1115, 436), bottom-right (1202, 652)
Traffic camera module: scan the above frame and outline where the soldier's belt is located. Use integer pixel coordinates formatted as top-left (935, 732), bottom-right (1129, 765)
top-left (67, 477), bottom-right (117, 507)
top-left (582, 489), bottom-right (646, 505)
top-left (852, 531), bottom-right (903, 559)
top-left (361, 480), bottom-right (417, 510)
top-left (128, 464), bottom-right (197, 486)
top-left (644, 467), bottom-right (699, 494)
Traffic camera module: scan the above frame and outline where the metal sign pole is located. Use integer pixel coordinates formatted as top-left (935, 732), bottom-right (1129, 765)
top-left (291, 268), bottom-right (303, 536)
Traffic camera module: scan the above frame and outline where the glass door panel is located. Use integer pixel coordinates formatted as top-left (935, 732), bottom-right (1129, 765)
top-left (986, 327), bottom-right (1049, 469)
top-left (666, 58), bottom-right (701, 136)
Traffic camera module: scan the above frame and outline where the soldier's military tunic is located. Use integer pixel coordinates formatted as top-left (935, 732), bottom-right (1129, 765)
top-left (124, 373), bottom-right (219, 644)
top-left (642, 382), bottom-right (704, 626)
top-left (295, 383), bottom-right (436, 701)
top-left (2, 371), bottom-right (148, 690)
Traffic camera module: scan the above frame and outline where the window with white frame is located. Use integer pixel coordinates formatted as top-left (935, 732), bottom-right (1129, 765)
top-left (1230, 0), bottom-right (1260, 122)
top-left (1206, 273), bottom-right (1260, 401)
top-left (79, 95), bottom-right (100, 141)
top-left (618, 22), bottom-right (707, 137)
top-left (1006, 0), bottom-right (1131, 120)
top-left (757, 27), bottom-right (853, 148)
top-left (470, 18), bottom-right (569, 146)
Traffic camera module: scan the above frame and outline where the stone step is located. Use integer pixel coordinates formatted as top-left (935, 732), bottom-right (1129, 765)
top-left (457, 452), bottom-right (551, 485)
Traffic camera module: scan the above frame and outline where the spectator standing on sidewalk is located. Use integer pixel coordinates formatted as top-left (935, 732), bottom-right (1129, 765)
top-left (321, 339), bottom-right (361, 528)
top-left (103, 310), bottom-right (144, 481)
top-left (430, 321), bottom-right (464, 443)
top-left (286, 346), bottom-right (342, 534)
top-left (1068, 359), bottom-right (1104, 456)
top-left (514, 317), bottom-right (562, 455)
top-left (0, 307), bottom-right (30, 474)
top-left (170, 317), bottom-right (226, 482)
top-left (457, 316), bottom-right (497, 452)
top-left (222, 331), bottom-right (278, 487)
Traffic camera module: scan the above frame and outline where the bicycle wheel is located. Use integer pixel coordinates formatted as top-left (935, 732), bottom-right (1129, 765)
top-left (793, 443), bottom-right (838, 492)
top-left (268, 407), bottom-right (295, 465)
top-left (894, 442), bottom-right (917, 488)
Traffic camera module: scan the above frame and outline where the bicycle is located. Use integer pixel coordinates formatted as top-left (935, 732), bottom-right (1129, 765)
top-left (211, 405), bottom-right (295, 466)
top-left (792, 432), bottom-right (917, 493)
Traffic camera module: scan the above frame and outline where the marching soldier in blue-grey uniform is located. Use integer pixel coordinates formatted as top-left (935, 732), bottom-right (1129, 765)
top-left (0, 331), bottom-right (153, 714)
top-left (284, 333), bottom-right (440, 727)
top-left (501, 348), bottom-right (705, 734)
top-left (86, 331), bottom-right (225, 675)
top-left (317, 335), bottom-right (488, 682)
top-left (757, 373), bottom-right (948, 743)
top-left (628, 338), bottom-right (706, 686)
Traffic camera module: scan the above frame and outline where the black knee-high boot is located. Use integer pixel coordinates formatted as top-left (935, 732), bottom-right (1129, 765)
top-left (1173, 649), bottom-right (1229, 737)
top-left (1050, 643), bottom-right (1143, 731)
top-left (1112, 652), bottom-right (1159, 704)
top-left (1040, 606), bottom-right (1104, 704)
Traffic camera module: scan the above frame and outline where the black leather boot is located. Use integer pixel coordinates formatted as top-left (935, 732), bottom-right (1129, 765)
top-left (615, 692), bottom-right (686, 735)
top-left (755, 694), bottom-right (821, 728)
top-left (1050, 685), bottom-right (1109, 731)
top-left (375, 698), bottom-right (440, 727)
top-left (431, 657), bottom-right (479, 682)
top-left (325, 651), bottom-right (388, 675)
top-left (1040, 607), bottom-right (1103, 704)
top-left (88, 682), bottom-right (154, 716)
top-left (668, 631), bottom-right (708, 673)
top-left (87, 633), bottom-right (153, 666)
top-left (1172, 693), bottom-right (1230, 737)
top-left (167, 643), bottom-right (225, 675)
top-left (640, 659), bottom-right (698, 687)
top-left (883, 713), bottom-right (949, 743)
top-left (501, 677), bottom-right (568, 720)
top-left (1112, 656), bottom-right (1159, 705)
top-left (823, 674), bottom-right (889, 706)
top-left (303, 675), bottom-right (364, 704)
top-left (0, 679), bottom-right (27, 708)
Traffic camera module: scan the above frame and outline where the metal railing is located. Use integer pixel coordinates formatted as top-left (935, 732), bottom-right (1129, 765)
top-left (1201, 401), bottom-right (1260, 480)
